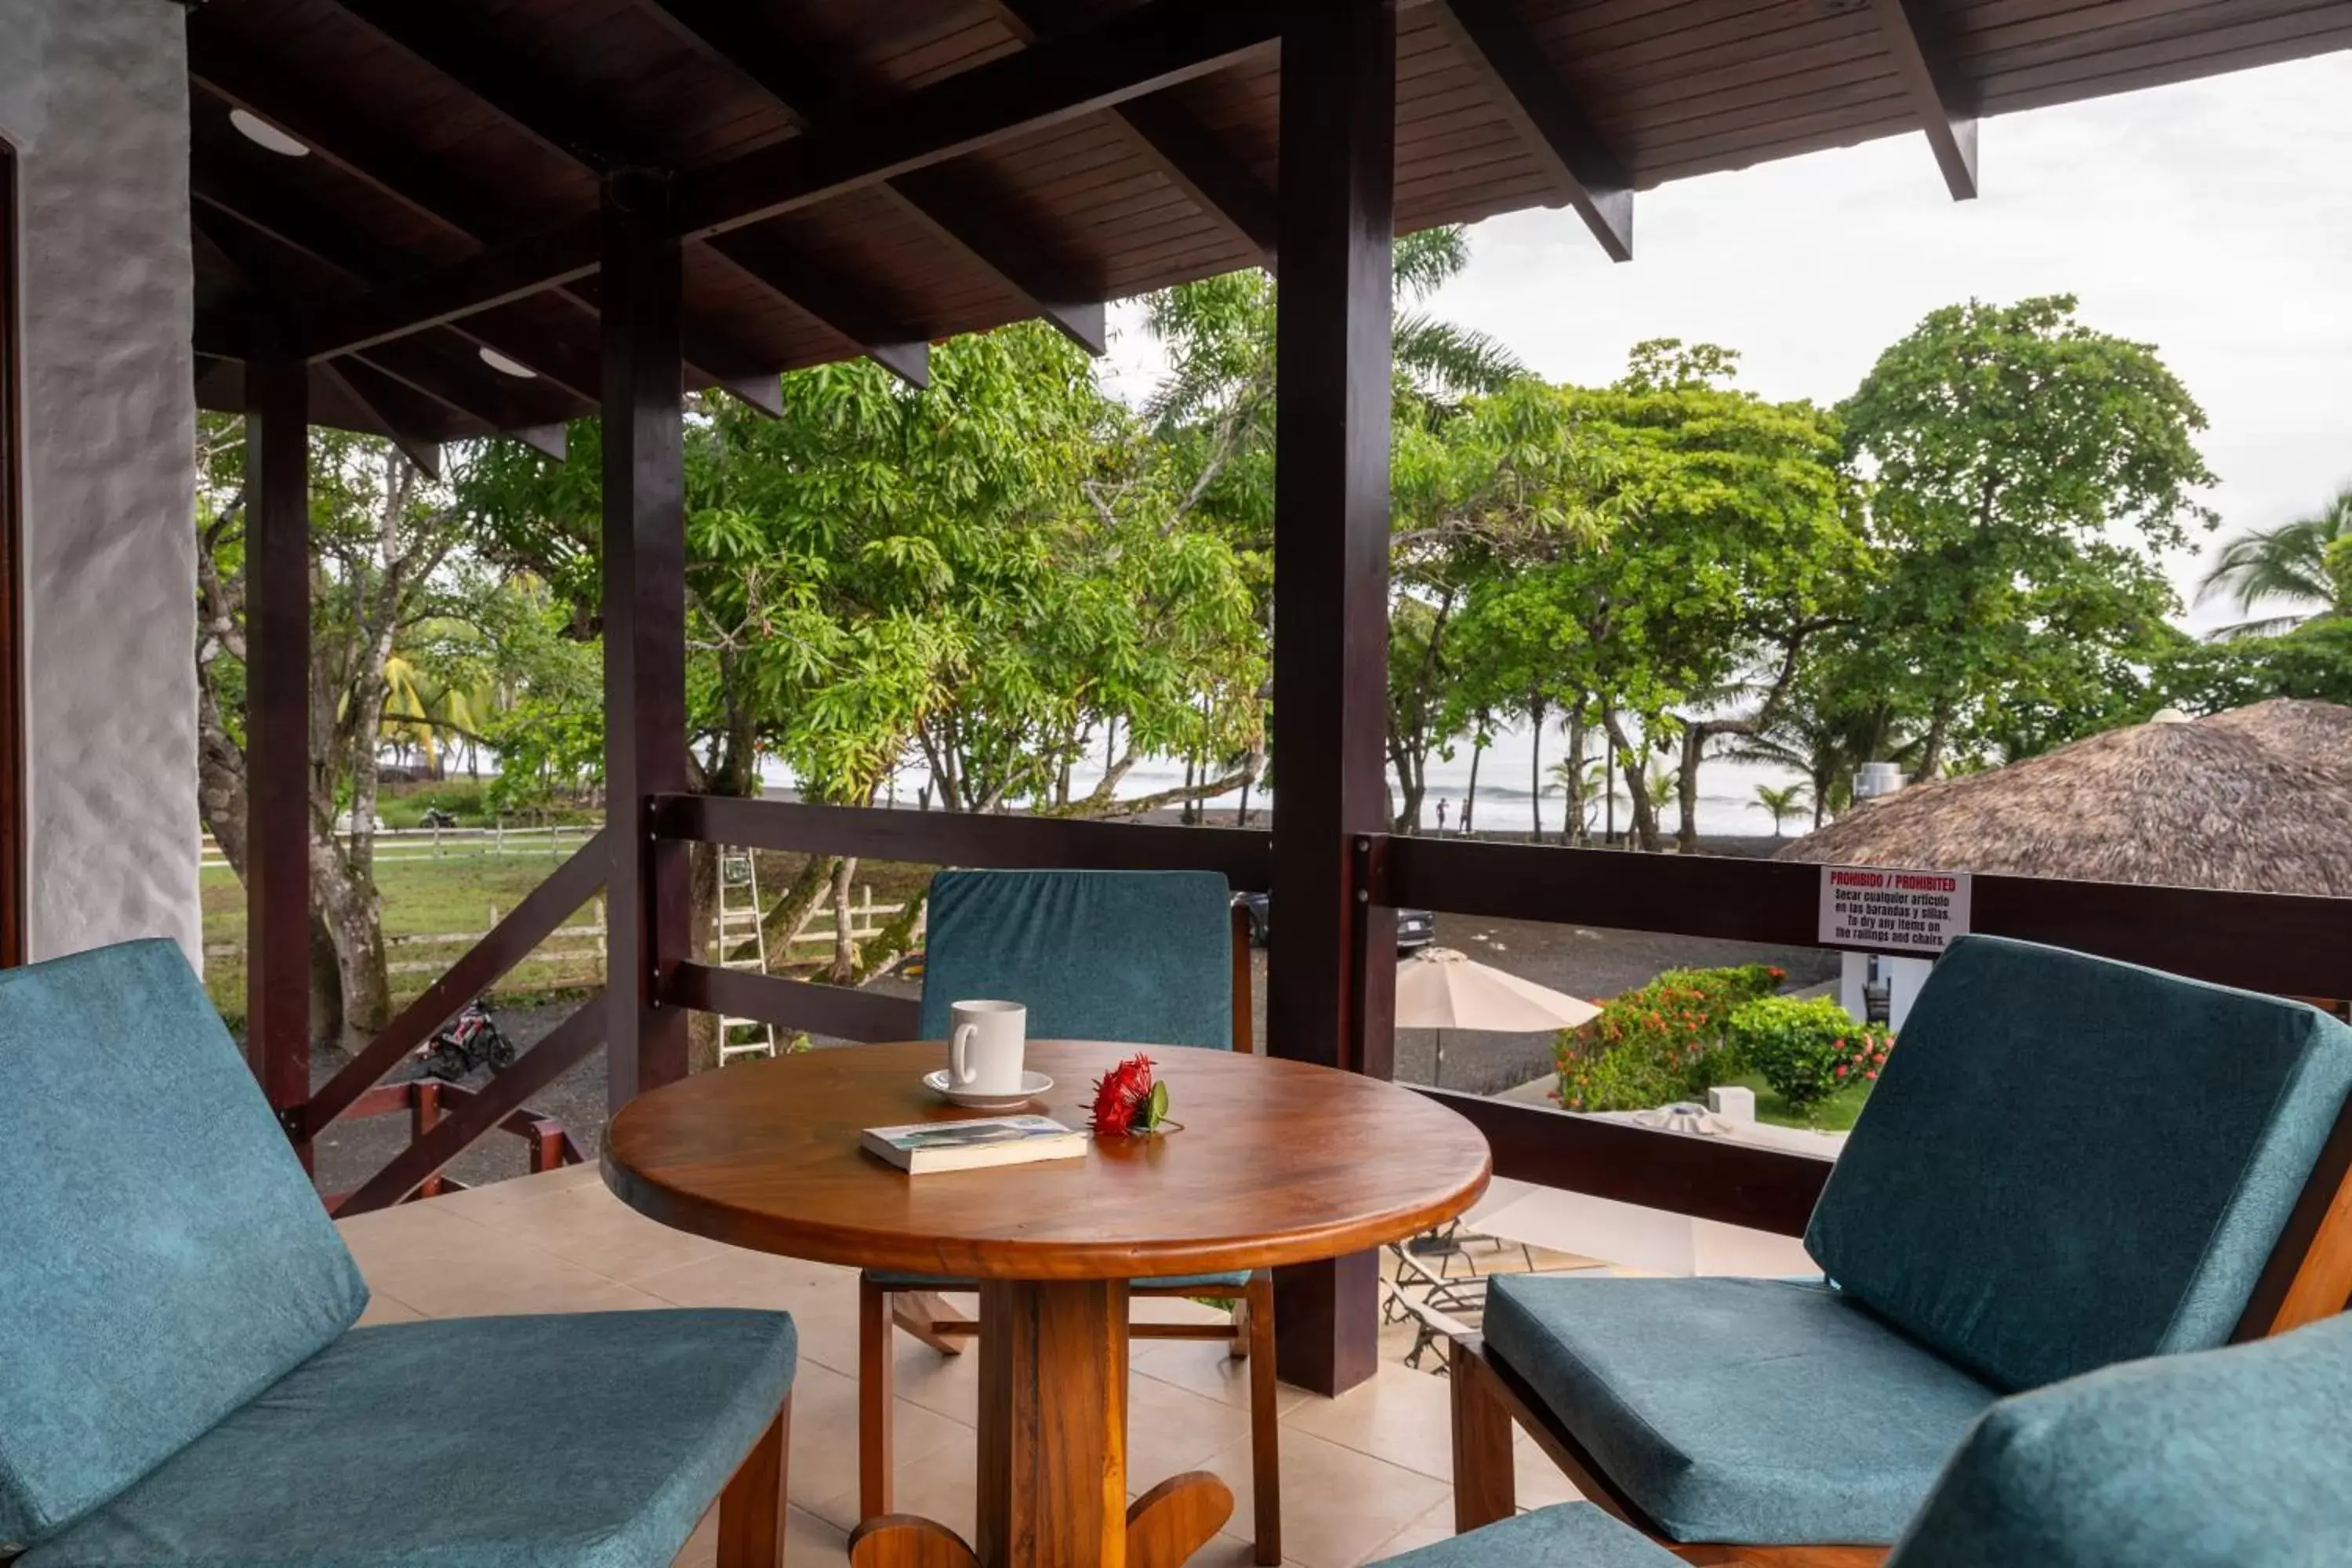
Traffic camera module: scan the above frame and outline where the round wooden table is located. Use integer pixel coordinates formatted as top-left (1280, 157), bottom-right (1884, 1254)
top-left (604, 1040), bottom-right (1492, 1568)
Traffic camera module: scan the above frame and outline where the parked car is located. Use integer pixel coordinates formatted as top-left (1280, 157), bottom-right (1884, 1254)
top-left (1236, 892), bottom-right (1436, 953)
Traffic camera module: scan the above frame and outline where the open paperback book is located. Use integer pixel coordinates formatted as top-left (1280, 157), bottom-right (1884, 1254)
top-left (862, 1114), bottom-right (1088, 1174)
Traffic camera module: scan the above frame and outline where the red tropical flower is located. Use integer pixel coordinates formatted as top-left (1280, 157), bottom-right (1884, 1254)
top-left (1090, 1052), bottom-right (1167, 1138)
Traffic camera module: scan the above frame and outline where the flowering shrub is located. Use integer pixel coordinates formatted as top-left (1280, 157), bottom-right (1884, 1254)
top-left (1555, 964), bottom-right (1788, 1112)
top-left (1729, 995), bottom-right (1893, 1112)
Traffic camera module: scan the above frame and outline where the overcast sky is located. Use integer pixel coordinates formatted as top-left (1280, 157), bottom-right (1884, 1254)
top-left (1101, 50), bottom-right (2352, 636)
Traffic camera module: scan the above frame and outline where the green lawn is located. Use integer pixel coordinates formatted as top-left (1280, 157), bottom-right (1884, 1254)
top-left (201, 840), bottom-right (938, 1026)
top-left (1726, 1069), bottom-right (1876, 1132)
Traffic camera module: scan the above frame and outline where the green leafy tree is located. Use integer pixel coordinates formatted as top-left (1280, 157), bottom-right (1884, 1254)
top-left (2196, 484), bottom-right (2352, 638)
top-left (1839, 296), bottom-right (2217, 777)
top-left (1440, 346), bottom-right (1868, 851)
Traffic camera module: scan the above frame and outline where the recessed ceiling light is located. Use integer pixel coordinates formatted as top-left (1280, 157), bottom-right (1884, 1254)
top-left (477, 347), bottom-right (539, 379)
top-left (229, 108), bottom-right (309, 158)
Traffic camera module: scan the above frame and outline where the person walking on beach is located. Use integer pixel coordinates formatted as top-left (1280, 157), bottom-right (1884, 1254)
top-left (1435, 798), bottom-right (1450, 834)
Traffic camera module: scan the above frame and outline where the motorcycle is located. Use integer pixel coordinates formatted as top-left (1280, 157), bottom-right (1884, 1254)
top-left (415, 997), bottom-right (516, 1081)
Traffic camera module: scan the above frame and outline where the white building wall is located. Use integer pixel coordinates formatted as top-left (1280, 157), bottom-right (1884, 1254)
top-left (1, 2), bottom-right (200, 964)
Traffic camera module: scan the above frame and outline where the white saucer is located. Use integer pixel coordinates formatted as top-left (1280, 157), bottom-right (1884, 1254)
top-left (922, 1068), bottom-right (1054, 1110)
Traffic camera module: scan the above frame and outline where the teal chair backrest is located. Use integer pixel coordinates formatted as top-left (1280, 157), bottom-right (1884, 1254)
top-left (916, 869), bottom-right (1232, 1049)
top-left (1887, 1310), bottom-right (2352, 1566)
top-left (0, 940), bottom-right (368, 1549)
top-left (1807, 934), bottom-right (2352, 1392)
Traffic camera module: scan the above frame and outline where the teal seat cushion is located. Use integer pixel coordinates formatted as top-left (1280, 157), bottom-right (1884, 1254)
top-left (1807, 935), bottom-right (2352, 1393)
top-left (917, 869), bottom-right (1232, 1048)
top-left (0, 941), bottom-right (369, 1549)
top-left (1888, 1312), bottom-right (2352, 1568)
top-left (1372, 1501), bottom-right (1683, 1566)
top-left (869, 1269), bottom-right (1252, 1292)
top-left (20, 1310), bottom-right (797, 1568)
top-left (1483, 1276), bottom-right (1998, 1544)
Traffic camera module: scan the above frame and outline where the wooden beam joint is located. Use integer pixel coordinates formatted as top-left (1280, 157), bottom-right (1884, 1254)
top-left (1867, 0), bottom-right (1980, 201)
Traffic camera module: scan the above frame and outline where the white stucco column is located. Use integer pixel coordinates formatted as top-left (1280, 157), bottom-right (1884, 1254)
top-left (0, 2), bottom-right (201, 964)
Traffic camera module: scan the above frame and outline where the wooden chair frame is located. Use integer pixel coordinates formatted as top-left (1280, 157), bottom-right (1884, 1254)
top-left (1447, 1091), bottom-right (2352, 1567)
top-left (716, 1394), bottom-right (795, 1568)
top-left (858, 902), bottom-right (1282, 1564)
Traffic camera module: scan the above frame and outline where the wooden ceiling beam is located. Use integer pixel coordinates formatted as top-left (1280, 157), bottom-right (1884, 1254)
top-left (882, 170), bottom-right (1108, 355)
top-left (191, 163), bottom-right (604, 408)
top-left (307, 2), bottom-right (920, 397)
top-left (635, 0), bottom-right (1076, 365)
top-left (1431, 0), bottom-right (1632, 261)
top-left (318, 360), bottom-right (446, 479)
top-left (303, 0), bottom-right (1276, 360)
top-left (979, 0), bottom-right (1278, 268)
top-left (327, 0), bottom-right (626, 172)
top-left (702, 228), bottom-right (930, 390)
top-left (354, 338), bottom-right (571, 463)
top-left (192, 201), bottom-right (570, 456)
top-left (1868, 0), bottom-right (1980, 201)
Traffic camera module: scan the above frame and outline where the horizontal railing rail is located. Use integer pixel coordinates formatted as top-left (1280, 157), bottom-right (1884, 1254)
top-left (654, 794), bottom-right (1273, 887)
top-left (667, 960), bottom-right (921, 1042)
top-left (1412, 1088), bottom-right (1833, 1237)
top-left (1379, 834), bottom-right (2352, 1001)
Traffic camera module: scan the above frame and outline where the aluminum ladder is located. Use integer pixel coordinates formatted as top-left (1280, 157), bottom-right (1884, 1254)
top-left (713, 850), bottom-right (777, 1063)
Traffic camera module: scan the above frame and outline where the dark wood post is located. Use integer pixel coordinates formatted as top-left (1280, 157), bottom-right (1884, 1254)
top-left (600, 169), bottom-right (691, 1112)
top-left (245, 343), bottom-right (313, 1168)
top-left (1267, 0), bottom-right (1398, 1396)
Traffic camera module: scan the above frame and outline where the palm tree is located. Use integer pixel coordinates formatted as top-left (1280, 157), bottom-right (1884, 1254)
top-left (2197, 484), bottom-right (2352, 638)
top-left (1753, 782), bottom-right (1809, 838)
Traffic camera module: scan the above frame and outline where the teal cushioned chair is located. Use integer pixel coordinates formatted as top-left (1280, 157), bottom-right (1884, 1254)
top-left (1452, 935), bottom-right (2352, 1558)
top-left (858, 869), bottom-right (1282, 1563)
top-left (0, 940), bottom-right (797, 1568)
top-left (1385, 1311), bottom-right (2352, 1567)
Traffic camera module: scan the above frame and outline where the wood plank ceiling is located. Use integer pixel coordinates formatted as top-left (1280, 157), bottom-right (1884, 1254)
top-left (187, 0), bottom-right (2352, 451)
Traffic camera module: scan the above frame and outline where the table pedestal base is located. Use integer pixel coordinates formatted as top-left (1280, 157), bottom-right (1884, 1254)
top-left (847, 1278), bottom-right (1235, 1568)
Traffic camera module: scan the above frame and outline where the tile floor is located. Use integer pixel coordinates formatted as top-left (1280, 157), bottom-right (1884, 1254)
top-left (336, 1164), bottom-right (1587, 1566)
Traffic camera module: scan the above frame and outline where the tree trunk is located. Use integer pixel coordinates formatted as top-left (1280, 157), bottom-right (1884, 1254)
top-left (1916, 699), bottom-right (1955, 781)
top-left (310, 835), bottom-right (390, 1053)
top-left (1676, 724), bottom-right (1705, 855)
top-left (1563, 709), bottom-right (1588, 846)
top-left (1603, 710), bottom-right (1661, 852)
top-left (1236, 774), bottom-right (1252, 829)
top-left (1463, 727), bottom-right (1484, 836)
top-left (825, 856), bottom-right (861, 984)
top-left (1526, 697), bottom-right (1546, 844)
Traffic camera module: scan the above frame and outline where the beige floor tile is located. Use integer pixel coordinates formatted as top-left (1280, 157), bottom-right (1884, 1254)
top-left (786, 1359), bottom-right (971, 1515)
top-left (341, 1199), bottom-right (673, 1319)
top-left (1134, 1336), bottom-right (1314, 1418)
top-left (810, 1420), bottom-right (980, 1540)
top-left (1127, 1369), bottom-right (1257, 1494)
top-left (1198, 1425), bottom-right (1450, 1568)
top-left (1356, 1494), bottom-right (1458, 1563)
top-left (1280, 1361), bottom-right (1454, 1481)
top-left (478, 1181), bottom-right (732, 1283)
top-left (669, 1502), bottom-right (850, 1568)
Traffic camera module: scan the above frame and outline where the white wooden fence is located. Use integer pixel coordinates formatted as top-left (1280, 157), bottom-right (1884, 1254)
top-left (202, 888), bottom-right (914, 990)
top-left (200, 822), bottom-right (596, 872)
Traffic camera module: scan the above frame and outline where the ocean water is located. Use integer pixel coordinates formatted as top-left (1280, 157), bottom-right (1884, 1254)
top-left (761, 719), bottom-right (1815, 839)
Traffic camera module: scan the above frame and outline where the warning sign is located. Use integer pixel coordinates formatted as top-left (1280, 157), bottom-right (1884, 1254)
top-left (1817, 864), bottom-right (1971, 956)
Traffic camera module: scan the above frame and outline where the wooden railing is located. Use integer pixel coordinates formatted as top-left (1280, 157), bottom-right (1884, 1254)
top-left (1378, 833), bottom-right (2352, 1226)
top-left (647, 797), bottom-right (2352, 1250)
top-left (318, 1078), bottom-right (585, 1209)
top-left (309, 830), bottom-right (609, 1216)
top-left (652, 795), bottom-right (1272, 1045)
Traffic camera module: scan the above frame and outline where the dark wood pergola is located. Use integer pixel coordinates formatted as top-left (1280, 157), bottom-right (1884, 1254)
top-left (209, 0), bottom-right (2352, 1399)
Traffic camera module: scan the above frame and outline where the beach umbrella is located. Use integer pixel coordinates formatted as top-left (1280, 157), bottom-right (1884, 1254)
top-left (1396, 946), bottom-right (1600, 1087)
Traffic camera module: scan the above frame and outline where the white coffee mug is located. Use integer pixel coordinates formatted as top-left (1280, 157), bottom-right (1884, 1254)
top-left (949, 1000), bottom-right (1028, 1095)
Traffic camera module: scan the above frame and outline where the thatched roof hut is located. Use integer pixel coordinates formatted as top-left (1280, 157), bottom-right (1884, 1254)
top-left (1776, 700), bottom-right (2352, 896)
